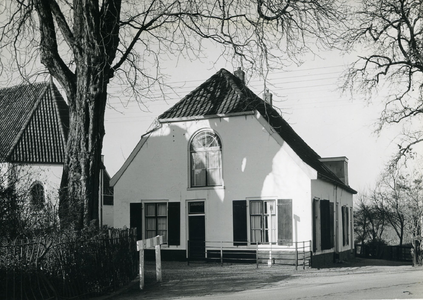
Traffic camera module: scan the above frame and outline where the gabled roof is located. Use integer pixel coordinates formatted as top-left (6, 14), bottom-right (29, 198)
top-left (159, 68), bottom-right (356, 194)
top-left (0, 81), bottom-right (69, 164)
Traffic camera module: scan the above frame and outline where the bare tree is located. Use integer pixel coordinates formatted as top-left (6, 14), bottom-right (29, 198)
top-left (372, 164), bottom-right (423, 247)
top-left (354, 193), bottom-right (387, 244)
top-left (0, 0), bottom-right (346, 230)
top-left (341, 0), bottom-right (423, 162)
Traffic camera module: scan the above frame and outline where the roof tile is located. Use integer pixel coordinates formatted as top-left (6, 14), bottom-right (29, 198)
top-left (0, 81), bottom-right (69, 163)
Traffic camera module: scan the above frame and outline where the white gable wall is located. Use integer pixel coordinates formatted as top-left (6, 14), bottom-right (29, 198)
top-left (113, 113), bottom-right (319, 247)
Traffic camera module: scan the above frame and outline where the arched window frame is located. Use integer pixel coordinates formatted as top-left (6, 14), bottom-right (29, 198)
top-left (189, 129), bottom-right (223, 188)
top-left (30, 181), bottom-right (45, 208)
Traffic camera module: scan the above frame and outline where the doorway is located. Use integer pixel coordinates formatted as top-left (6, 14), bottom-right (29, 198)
top-left (188, 201), bottom-right (205, 260)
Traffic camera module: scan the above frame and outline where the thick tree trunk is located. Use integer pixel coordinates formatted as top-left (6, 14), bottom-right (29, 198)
top-left (33, 0), bottom-right (121, 230)
top-left (58, 67), bottom-right (108, 230)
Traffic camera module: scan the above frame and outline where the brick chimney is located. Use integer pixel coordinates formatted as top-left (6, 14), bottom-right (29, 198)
top-left (264, 89), bottom-right (273, 106)
top-left (234, 67), bottom-right (245, 84)
top-left (320, 157), bottom-right (349, 185)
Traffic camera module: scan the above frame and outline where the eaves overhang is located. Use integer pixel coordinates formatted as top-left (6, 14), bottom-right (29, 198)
top-left (158, 111), bottom-right (255, 124)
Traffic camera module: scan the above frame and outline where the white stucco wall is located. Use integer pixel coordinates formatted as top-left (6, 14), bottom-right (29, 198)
top-left (2, 162), bottom-right (114, 226)
top-left (113, 113), bottom-right (323, 249)
top-left (11, 163), bottom-right (63, 208)
top-left (312, 179), bottom-right (354, 254)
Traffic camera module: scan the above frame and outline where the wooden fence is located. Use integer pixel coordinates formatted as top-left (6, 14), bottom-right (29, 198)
top-left (355, 243), bottom-right (412, 261)
top-left (0, 228), bottom-right (138, 299)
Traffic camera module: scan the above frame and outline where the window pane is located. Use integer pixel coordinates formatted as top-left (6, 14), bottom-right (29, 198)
top-left (208, 151), bottom-right (220, 168)
top-left (145, 204), bottom-right (155, 216)
top-left (205, 133), bottom-right (219, 148)
top-left (208, 168), bottom-right (222, 185)
top-left (146, 218), bottom-right (156, 230)
top-left (193, 169), bottom-right (206, 186)
top-left (250, 201), bottom-right (262, 214)
top-left (251, 230), bottom-right (262, 243)
top-left (157, 217), bottom-right (167, 230)
top-left (192, 152), bottom-right (206, 169)
top-left (157, 203), bottom-right (167, 216)
top-left (250, 216), bottom-right (261, 229)
top-left (189, 202), bottom-right (204, 214)
top-left (192, 152), bottom-right (207, 186)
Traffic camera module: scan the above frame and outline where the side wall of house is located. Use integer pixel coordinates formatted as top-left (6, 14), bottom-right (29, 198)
top-left (311, 179), bottom-right (354, 266)
top-left (113, 114), bottom-right (319, 255)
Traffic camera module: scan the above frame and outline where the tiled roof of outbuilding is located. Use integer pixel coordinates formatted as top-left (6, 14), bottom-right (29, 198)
top-left (159, 68), bottom-right (356, 194)
top-left (0, 81), bottom-right (69, 163)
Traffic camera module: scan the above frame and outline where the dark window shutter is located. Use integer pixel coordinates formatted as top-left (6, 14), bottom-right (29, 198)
top-left (343, 206), bottom-right (349, 246)
top-left (278, 199), bottom-right (293, 246)
top-left (233, 200), bottom-right (247, 246)
top-left (320, 200), bottom-right (330, 250)
top-left (342, 206), bottom-right (346, 246)
top-left (130, 203), bottom-right (142, 241)
top-left (346, 207), bottom-right (349, 245)
top-left (168, 202), bottom-right (181, 246)
top-left (329, 202), bottom-right (334, 249)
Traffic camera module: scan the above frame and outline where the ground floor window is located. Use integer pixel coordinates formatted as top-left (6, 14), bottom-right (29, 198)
top-left (145, 203), bottom-right (168, 242)
top-left (233, 199), bottom-right (292, 246)
top-left (129, 202), bottom-right (180, 245)
top-left (250, 200), bottom-right (276, 244)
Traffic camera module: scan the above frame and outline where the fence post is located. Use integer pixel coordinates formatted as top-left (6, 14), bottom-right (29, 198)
top-left (295, 241), bottom-right (298, 270)
top-left (256, 243), bottom-right (259, 269)
top-left (155, 243), bottom-right (162, 282)
top-left (303, 241), bottom-right (306, 269)
top-left (137, 241), bottom-right (145, 290)
top-left (310, 240), bottom-right (313, 267)
top-left (220, 241), bottom-right (223, 266)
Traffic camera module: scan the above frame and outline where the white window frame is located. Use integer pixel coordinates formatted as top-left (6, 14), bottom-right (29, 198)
top-left (247, 198), bottom-right (277, 245)
top-left (143, 200), bottom-right (169, 244)
top-left (189, 129), bottom-right (223, 188)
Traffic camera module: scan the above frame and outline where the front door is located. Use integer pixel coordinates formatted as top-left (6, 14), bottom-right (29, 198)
top-left (188, 201), bottom-right (205, 260)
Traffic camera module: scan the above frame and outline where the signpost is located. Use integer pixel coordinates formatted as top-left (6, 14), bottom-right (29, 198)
top-left (137, 235), bottom-right (164, 290)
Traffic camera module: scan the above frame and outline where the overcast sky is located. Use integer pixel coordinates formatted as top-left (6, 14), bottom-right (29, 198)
top-left (102, 47), bottom-right (421, 194)
top-left (0, 5), bottom-right (420, 195)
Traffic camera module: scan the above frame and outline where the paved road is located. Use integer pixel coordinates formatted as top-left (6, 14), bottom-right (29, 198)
top-left (104, 260), bottom-right (423, 300)
top-left (199, 266), bottom-right (423, 300)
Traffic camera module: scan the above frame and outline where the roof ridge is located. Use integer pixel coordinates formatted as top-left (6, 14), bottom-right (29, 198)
top-left (5, 82), bottom-right (49, 160)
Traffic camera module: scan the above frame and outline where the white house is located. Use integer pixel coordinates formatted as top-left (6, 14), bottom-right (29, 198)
top-left (0, 81), bottom-right (114, 227)
top-left (111, 68), bottom-right (357, 267)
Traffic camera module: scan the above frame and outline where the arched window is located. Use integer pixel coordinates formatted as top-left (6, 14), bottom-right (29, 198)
top-left (190, 130), bottom-right (223, 187)
top-left (30, 182), bottom-right (45, 208)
